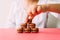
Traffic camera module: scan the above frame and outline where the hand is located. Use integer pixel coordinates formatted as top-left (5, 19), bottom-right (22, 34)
top-left (25, 5), bottom-right (47, 23)
top-left (27, 5), bottom-right (42, 19)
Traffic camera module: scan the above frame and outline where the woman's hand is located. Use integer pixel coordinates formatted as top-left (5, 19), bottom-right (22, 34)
top-left (25, 5), bottom-right (47, 23)
top-left (27, 5), bottom-right (41, 19)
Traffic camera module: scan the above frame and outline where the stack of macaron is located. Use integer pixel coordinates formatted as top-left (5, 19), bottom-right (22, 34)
top-left (17, 19), bottom-right (39, 33)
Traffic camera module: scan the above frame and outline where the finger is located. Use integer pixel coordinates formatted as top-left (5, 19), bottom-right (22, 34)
top-left (25, 15), bottom-right (29, 23)
top-left (32, 6), bottom-right (37, 14)
top-left (37, 5), bottom-right (42, 14)
top-left (25, 15), bottom-right (34, 23)
top-left (28, 13), bottom-right (34, 19)
top-left (28, 12), bottom-right (33, 16)
top-left (31, 6), bottom-right (38, 17)
top-left (25, 13), bottom-right (33, 23)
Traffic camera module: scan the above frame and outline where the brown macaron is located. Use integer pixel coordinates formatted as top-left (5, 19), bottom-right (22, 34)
top-left (17, 27), bottom-right (23, 33)
top-left (28, 23), bottom-right (36, 28)
top-left (20, 23), bottom-right (27, 28)
top-left (24, 28), bottom-right (31, 33)
top-left (31, 28), bottom-right (39, 33)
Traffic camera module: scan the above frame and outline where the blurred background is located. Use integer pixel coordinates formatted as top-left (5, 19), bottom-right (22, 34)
top-left (0, 0), bottom-right (60, 28)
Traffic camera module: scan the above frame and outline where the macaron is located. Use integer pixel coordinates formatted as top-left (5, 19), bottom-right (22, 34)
top-left (31, 28), bottom-right (39, 33)
top-left (17, 27), bottom-right (23, 33)
top-left (24, 28), bottom-right (31, 33)
top-left (20, 23), bottom-right (27, 28)
top-left (28, 23), bottom-right (36, 28)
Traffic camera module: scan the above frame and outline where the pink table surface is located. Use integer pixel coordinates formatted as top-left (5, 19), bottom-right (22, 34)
top-left (0, 28), bottom-right (60, 40)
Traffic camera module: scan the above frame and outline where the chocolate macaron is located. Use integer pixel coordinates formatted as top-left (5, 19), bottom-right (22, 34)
top-left (24, 28), bottom-right (31, 33)
top-left (31, 28), bottom-right (39, 33)
top-left (28, 23), bottom-right (36, 29)
top-left (20, 23), bottom-right (27, 29)
top-left (17, 27), bottom-right (23, 33)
